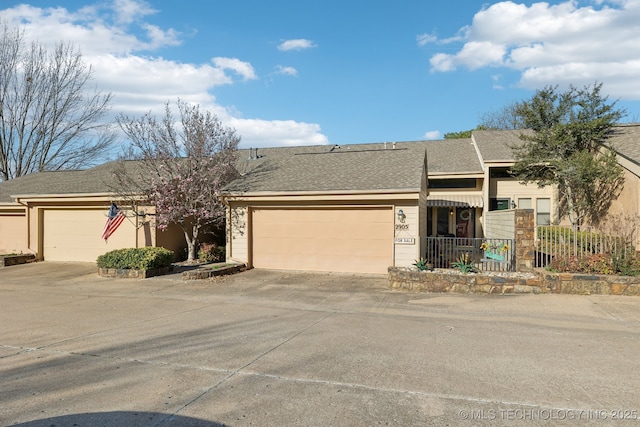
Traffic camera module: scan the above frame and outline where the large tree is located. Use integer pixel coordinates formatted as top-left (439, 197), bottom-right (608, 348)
top-left (0, 22), bottom-right (114, 181)
top-left (115, 100), bottom-right (240, 262)
top-left (444, 126), bottom-right (488, 139)
top-left (507, 83), bottom-right (626, 226)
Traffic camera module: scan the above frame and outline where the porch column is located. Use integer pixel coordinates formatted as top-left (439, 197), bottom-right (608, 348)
top-left (515, 209), bottom-right (535, 272)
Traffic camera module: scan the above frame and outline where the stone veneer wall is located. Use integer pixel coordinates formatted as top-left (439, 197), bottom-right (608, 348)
top-left (0, 254), bottom-right (36, 267)
top-left (98, 266), bottom-right (173, 279)
top-left (388, 267), bottom-right (640, 296)
top-left (514, 209), bottom-right (535, 272)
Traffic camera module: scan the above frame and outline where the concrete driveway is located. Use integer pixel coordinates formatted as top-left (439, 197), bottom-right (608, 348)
top-left (2, 262), bottom-right (640, 426)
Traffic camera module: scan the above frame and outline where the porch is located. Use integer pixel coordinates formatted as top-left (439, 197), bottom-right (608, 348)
top-left (422, 236), bottom-right (514, 271)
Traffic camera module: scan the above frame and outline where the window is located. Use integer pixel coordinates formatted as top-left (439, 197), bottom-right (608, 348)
top-left (436, 208), bottom-right (450, 235)
top-left (428, 178), bottom-right (476, 189)
top-left (490, 167), bottom-right (515, 178)
top-left (489, 198), bottom-right (511, 211)
top-left (536, 198), bottom-right (551, 225)
top-left (518, 198), bottom-right (532, 209)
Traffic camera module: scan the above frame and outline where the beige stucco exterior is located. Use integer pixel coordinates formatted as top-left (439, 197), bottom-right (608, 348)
top-left (602, 156), bottom-right (640, 247)
top-left (609, 156), bottom-right (640, 217)
top-left (225, 189), bottom-right (426, 274)
top-left (0, 205), bottom-right (28, 254)
top-left (484, 163), bottom-right (558, 226)
top-left (7, 194), bottom-right (167, 262)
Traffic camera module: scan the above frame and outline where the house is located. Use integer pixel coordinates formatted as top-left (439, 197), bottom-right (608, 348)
top-left (221, 133), bottom-right (557, 274)
top-left (2, 124), bottom-right (639, 271)
top-left (471, 129), bottom-right (557, 227)
top-left (0, 161), bottom-right (185, 261)
top-left (223, 143), bottom-right (429, 275)
top-left (604, 123), bottom-right (640, 222)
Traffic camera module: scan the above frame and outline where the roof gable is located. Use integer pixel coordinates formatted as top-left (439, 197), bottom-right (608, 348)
top-left (471, 129), bottom-right (530, 163)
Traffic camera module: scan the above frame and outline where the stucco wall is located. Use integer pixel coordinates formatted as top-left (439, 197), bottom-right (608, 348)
top-left (490, 178), bottom-right (554, 200)
top-left (490, 179), bottom-right (557, 223)
top-left (156, 222), bottom-right (186, 260)
top-left (607, 167), bottom-right (640, 219)
top-left (0, 211), bottom-right (28, 254)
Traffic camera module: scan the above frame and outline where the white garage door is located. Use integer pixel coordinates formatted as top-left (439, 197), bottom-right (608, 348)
top-left (43, 209), bottom-right (136, 262)
top-left (251, 207), bottom-right (393, 274)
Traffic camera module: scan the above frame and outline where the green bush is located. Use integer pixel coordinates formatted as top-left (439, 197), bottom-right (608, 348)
top-left (548, 252), bottom-right (640, 276)
top-left (611, 251), bottom-right (640, 276)
top-left (413, 258), bottom-right (434, 271)
top-left (452, 253), bottom-right (477, 274)
top-left (198, 243), bottom-right (226, 263)
top-left (96, 247), bottom-right (174, 270)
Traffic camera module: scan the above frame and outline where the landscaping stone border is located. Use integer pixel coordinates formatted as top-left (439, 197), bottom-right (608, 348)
top-left (388, 267), bottom-right (640, 296)
top-left (0, 254), bottom-right (36, 268)
top-left (182, 263), bottom-right (246, 280)
top-left (98, 266), bottom-right (173, 279)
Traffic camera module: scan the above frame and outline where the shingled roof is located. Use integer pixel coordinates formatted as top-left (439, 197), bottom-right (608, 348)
top-left (7, 124), bottom-right (637, 202)
top-left (225, 142), bottom-right (428, 194)
top-left (608, 123), bottom-right (640, 167)
top-left (421, 138), bottom-right (482, 175)
top-left (0, 137), bottom-right (486, 201)
top-left (471, 129), bottom-right (532, 162)
top-left (473, 125), bottom-right (640, 165)
top-left (0, 161), bottom-right (139, 204)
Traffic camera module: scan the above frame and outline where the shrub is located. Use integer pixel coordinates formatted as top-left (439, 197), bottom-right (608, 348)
top-left (96, 247), bottom-right (174, 270)
top-left (413, 258), bottom-right (434, 271)
top-left (548, 252), bottom-right (640, 276)
top-left (198, 243), bottom-right (226, 263)
top-left (611, 251), bottom-right (640, 276)
top-left (452, 253), bottom-right (477, 274)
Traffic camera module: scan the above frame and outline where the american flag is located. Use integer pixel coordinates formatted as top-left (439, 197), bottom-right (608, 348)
top-left (102, 203), bottom-right (126, 241)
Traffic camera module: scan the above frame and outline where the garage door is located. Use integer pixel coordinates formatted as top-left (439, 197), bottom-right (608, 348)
top-left (43, 209), bottom-right (136, 262)
top-left (251, 207), bottom-right (393, 274)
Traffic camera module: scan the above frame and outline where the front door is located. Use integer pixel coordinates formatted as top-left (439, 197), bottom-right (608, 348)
top-left (455, 208), bottom-right (475, 238)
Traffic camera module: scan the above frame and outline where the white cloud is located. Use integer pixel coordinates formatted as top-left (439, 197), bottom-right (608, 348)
top-left (416, 33), bottom-right (437, 46)
top-left (112, 0), bottom-right (156, 25)
top-left (423, 130), bottom-right (441, 140)
top-left (228, 118), bottom-right (329, 148)
top-left (275, 65), bottom-right (298, 76)
top-left (278, 39), bottom-right (316, 51)
top-left (212, 57), bottom-right (257, 81)
top-left (0, 1), bottom-right (180, 55)
top-left (0, 1), bottom-right (328, 148)
top-left (427, 0), bottom-right (640, 99)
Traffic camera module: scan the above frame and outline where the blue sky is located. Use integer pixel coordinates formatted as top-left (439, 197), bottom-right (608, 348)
top-left (2, 0), bottom-right (640, 149)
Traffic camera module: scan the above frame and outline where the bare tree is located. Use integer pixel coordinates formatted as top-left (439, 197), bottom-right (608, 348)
top-left (0, 22), bottom-right (114, 181)
top-left (114, 100), bottom-right (240, 262)
top-left (479, 102), bottom-right (525, 130)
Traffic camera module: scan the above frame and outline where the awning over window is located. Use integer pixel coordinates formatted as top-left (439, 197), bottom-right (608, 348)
top-left (427, 194), bottom-right (484, 208)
